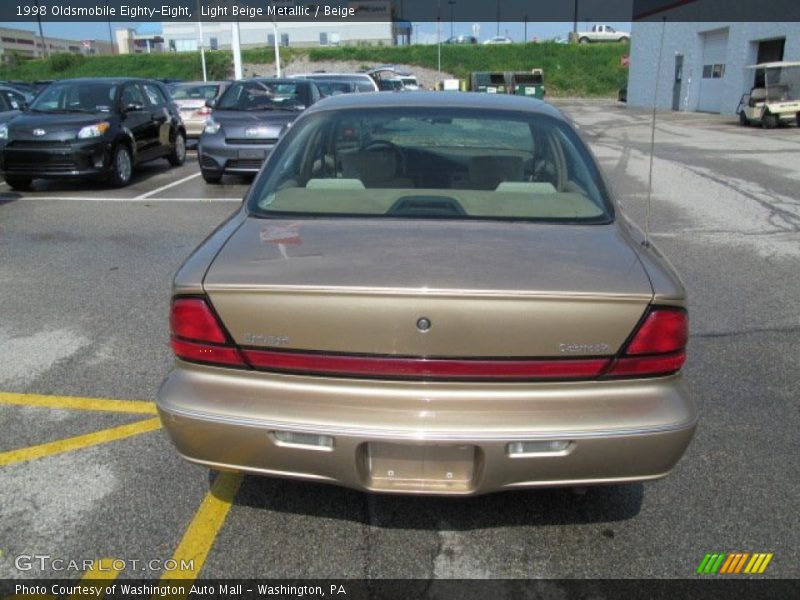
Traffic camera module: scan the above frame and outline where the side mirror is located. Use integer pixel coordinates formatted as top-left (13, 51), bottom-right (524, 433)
top-left (123, 102), bottom-right (144, 113)
top-left (204, 98), bottom-right (216, 109)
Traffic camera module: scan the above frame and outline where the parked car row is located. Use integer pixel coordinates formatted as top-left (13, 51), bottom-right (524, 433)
top-left (0, 67), bottom-right (432, 188)
top-left (0, 77), bottom-right (186, 190)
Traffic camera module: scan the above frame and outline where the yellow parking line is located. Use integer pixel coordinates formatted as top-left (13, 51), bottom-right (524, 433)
top-left (0, 391), bottom-right (157, 414)
top-left (0, 418), bottom-right (162, 467)
top-left (160, 472), bottom-right (243, 586)
top-left (69, 558), bottom-right (124, 600)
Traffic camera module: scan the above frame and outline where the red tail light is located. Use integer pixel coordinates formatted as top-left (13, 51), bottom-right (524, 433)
top-left (605, 307), bottom-right (688, 378)
top-left (196, 107), bottom-right (211, 116)
top-left (242, 349), bottom-right (610, 381)
top-left (170, 297), bottom-right (246, 367)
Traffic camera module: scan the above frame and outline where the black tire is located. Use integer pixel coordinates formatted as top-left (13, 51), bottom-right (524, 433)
top-left (579, 37), bottom-right (590, 44)
top-left (762, 111), bottom-right (778, 129)
top-left (4, 175), bottom-right (32, 190)
top-left (739, 111), bottom-right (749, 126)
top-left (108, 144), bottom-right (133, 187)
top-left (167, 131), bottom-right (186, 167)
top-left (201, 170), bottom-right (222, 184)
top-left (796, 112), bottom-right (800, 127)
top-left (619, 36), bottom-right (630, 43)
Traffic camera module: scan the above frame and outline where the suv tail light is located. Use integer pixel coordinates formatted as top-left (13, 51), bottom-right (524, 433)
top-left (605, 307), bottom-right (688, 378)
top-left (170, 297), bottom-right (246, 367)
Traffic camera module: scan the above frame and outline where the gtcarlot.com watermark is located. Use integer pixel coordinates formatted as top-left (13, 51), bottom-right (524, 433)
top-left (14, 554), bottom-right (194, 573)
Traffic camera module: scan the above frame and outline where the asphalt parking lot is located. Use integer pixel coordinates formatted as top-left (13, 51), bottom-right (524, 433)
top-left (0, 100), bottom-right (798, 581)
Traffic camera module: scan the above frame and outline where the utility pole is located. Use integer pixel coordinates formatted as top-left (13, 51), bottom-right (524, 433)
top-left (524, 14), bottom-right (528, 42)
top-left (448, 1), bottom-right (455, 38)
top-left (573, 0), bottom-right (578, 35)
top-left (495, 0), bottom-right (500, 36)
top-left (34, 0), bottom-right (48, 58)
top-left (197, 0), bottom-right (207, 81)
top-left (107, 15), bottom-right (114, 54)
top-left (437, 0), bottom-right (441, 75)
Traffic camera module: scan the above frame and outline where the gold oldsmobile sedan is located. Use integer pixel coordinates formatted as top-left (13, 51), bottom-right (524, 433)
top-left (157, 92), bottom-right (696, 495)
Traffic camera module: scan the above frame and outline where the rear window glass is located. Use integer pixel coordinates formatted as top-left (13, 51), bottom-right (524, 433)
top-left (170, 84), bottom-right (220, 100)
top-left (30, 82), bottom-right (118, 113)
top-left (217, 81), bottom-right (307, 111)
top-left (248, 108), bottom-right (612, 223)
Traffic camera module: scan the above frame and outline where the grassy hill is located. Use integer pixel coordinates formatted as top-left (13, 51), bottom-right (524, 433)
top-left (0, 43), bottom-right (629, 97)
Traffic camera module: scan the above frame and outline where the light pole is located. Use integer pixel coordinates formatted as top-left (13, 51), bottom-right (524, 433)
top-left (272, 19), bottom-right (281, 77)
top-left (448, 1), bottom-right (455, 38)
top-left (495, 0), bottom-right (500, 36)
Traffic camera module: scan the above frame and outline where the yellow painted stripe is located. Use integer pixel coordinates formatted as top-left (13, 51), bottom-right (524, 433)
top-left (744, 554), bottom-right (760, 574)
top-left (758, 553), bottom-right (773, 573)
top-left (719, 553), bottom-right (736, 574)
top-left (0, 418), bottom-right (162, 467)
top-left (160, 472), bottom-right (243, 587)
top-left (69, 558), bottom-right (124, 600)
top-left (0, 391), bottom-right (157, 414)
top-left (749, 553), bottom-right (767, 573)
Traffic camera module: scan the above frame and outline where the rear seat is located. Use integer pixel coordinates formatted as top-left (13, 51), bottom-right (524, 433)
top-left (339, 150), bottom-right (413, 188)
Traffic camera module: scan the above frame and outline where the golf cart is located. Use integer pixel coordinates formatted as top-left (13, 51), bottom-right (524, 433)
top-left (737, 61), bottom-right (800, 128)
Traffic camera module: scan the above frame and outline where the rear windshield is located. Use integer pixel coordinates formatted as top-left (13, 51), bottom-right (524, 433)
top-left (217, 81), bottom-right (307, 111)
top-left (30, 82), bottom-right (118, 113)
top-left (170, 83), bottom-right (220, 100)
top-left (248, 107), bottom-right (612, 223)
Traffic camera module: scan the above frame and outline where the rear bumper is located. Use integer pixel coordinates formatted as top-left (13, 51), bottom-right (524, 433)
top-left (157, 362), bottom-right (697, 495)
top-left (181, 116), bottom-right (206, 138)
top-left (0, 139), bottom-right (113, 179)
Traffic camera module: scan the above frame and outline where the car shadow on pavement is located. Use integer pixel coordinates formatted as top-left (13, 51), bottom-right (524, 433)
top-left (17, 160), bottom-right (176, 193)
top-left (0, 191), bottom-right (21, 204)
top-left (227, 475), bottom-right (644, 528)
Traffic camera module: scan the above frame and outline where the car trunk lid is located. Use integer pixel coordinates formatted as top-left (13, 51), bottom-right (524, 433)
top-left (202, 218), bottom-right (653, 359)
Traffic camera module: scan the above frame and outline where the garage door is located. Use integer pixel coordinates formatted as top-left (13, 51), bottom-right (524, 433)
top-left (697, 28), bottom-right (729, 113)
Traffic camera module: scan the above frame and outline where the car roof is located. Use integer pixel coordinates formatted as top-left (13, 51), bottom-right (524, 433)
top-left (171, 80), bottom-right (230, 85)
top-left (48, 77), bottom-right (164, 85)
top-left (293, 73), bottom-right (373, 79)
top-left (242, 78), bottom-right (314, 85)
top-left (306, 91), bottom-right (565, 119)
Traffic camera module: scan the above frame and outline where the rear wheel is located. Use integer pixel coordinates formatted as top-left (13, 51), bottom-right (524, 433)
top-left (619, 36), bottom-right (630, 43)
top-left (202, 170), bottom-right (222, 184)
top-left (579, 37), bottom-right (590, 44)
top-left (108, 144), bottom-right (133, 187)
top-left (762, 111), bottom-right (778, 129)
top-left (167, 131), bottom-right (186, 167)
top-left (796, 112), bottom-right (800, 127)
top-left (4, 175), bottom-right (32, 191)
top-left (738, 111), bottom-right (749, 126)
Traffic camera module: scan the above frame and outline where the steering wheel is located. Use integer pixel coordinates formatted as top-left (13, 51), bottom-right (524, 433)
top-left (362, 139), bottom-right (407, 176)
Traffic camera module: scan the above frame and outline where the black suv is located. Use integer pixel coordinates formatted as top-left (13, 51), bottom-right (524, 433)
top-left (0, 77), bottom-right (186, 189)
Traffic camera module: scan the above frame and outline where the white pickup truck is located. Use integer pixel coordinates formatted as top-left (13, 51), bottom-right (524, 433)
top-left (576, 25), bottom-right (630, 44)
